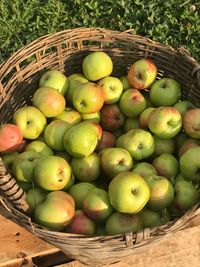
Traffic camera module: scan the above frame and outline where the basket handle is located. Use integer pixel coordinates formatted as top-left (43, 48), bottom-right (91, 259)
top-left (0, 157), bottom-right (30, 213)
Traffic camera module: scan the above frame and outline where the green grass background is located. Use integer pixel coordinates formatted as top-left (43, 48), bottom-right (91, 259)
top-left (0, 0), bottom-right (199, 64)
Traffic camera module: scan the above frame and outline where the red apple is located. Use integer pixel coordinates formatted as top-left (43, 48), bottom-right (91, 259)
top-left (183, 108), bottom-right (200, 139)
top-left (0, 123), bottom-right (23, 154)
top-left (95, 130), bottom-right (116, 152)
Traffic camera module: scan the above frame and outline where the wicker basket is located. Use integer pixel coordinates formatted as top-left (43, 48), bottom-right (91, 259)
top-left (0, 28), bottom-right (200, 266)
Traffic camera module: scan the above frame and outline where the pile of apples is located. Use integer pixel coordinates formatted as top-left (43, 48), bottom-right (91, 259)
top-left (0, 51), bottom-right (200, 236)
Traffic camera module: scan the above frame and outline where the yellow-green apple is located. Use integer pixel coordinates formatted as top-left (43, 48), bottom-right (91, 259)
top-left (119, 75), bottom-right (131, 90)
top-left (178, 138), bottom-right (200, 158)
top-left (123, 118), bottom-right (140, 132)
top-left (150, 78), bottom-right (181, 106)
top-left (55, 107), bottom-right (81, 127)
top-left (34, 155), bottom-right (72, 191)
top-left (95, 130), bottom-right (116, 152)
top-left (34, 191), bottom-right (75, 231)
top-left (82, 51), bottom-right (113, 81)
top-left (100, 104), bottom-right (125, 131)
top-left (179, 146), bottom-right (200, 182)
top-left (71, 152), bottom-right (100, 182)
top-left (83, 188), bottom-right (113, 221)
top-left (63, 121), bottom-right (99, 158)
top-left (72, 82), bottom-right (104, 114)
top-left (105, 212), bottom-right (143, 236)
top-left (12, 151), bottom-right (41, 183)
top-left (173, 100), bottom-right (195, 116)
top-left (152, 153), bottom-right (179, 182)
top-left (13, 106), bottom-right (47, 139)
top-left (183, 108), bottom-right (200, 139)
top-left (127, 58), bottom-right (157, 90)
top-left (24, 140), bottom-right (54, 156)
top-left (2, 151), bottom-right (19, 175)
top-left (32, 87), bottom-right (66, 118)
top-left (132, 162), bottom-right (157, 177)
top-left (139, 107), bottom-right (155, 129)
top-left (66, 210), bottom-right (96, 236)
top-left (116, 129), bottom-right (155, 161)
top-left (138, 207), bottom-right (169, 228)
top-left (119, 89), bottom-right (146, 118)
top-left (97, 76), bottom-right (123, 104)
top-left (62, 172), bottom-right (75, 191)
top-left (44, 120), bottom-right (70, 151)
top-left (81, 111), bottom-right (100, 123)
top-left (144, 175), bottom-right (174, 211)
top-left (148, 107), bottom-right (182, 139)
top-left (0, 124), bottom-right (23, 154)
top-left (153, 135), bottom-right (175, 156)
top-left (108, 172), bottom-right (150, 214)
top-left (68, 182), bottom-right (96, 209)
top-left (82, 121), bottom-right (102, 141)
top-left (171, 180), bottom-right (200, 211)
top-left (26, 187), bottom-right (48, 211)
top-left (65, 73), bottom-right (88, 105)
top-left (39, 69), bottom-right (68, 95)
top-left (101, 148), bottom-right (133, 180)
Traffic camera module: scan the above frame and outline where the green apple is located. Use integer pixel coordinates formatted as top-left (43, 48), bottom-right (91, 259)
top-left (12, 151), bottom-right (41, 183)
top-left (153, 135), bottom-right (175, 156)
top-left (71, 153), bottom-right (100, 182)
top-left (44, 120), bottom-right (70, 150)
top-left (152, 153), bottom-right (179, 182)
top-left (26, 187), bottom-right (48, 211)
top-left (95, 130), bottom-right (116, 152)
top-left (97, 76), bottom-right (123, 104)
top-left (119, 89), bottom-right (146, 118)
top-left (39, 69), bottom-right (68, 95)
top-left (95, 224), bottom-right (106, 236)
top-left (105, 212), bottom-right (143, 236)
top-left (138, 208), bottom-right (164, 228)
top-left (179, 146), bottom-right (200, 182)
top-left (65, 73), bottom-right (88, 105)
top-left (0, 123), bottom-right (23, 154)
top-left (101, 147), bottom-right (133, 179)
top-left (148, 107), bottom-right (182, 139)
top-left (68, 182), bottom-right (96, 209)
top-left (108, 172), bottom-right (150, 214)
top-left (24, 141), bottom-right (54, 156)
top-left (178, 138), bottom-right (200, 158)
top-left (139, 107), bottom-right (155, 129)
top-left (13, 106), bottom-right (47, 139)
top-left (63, 121), bottom-right (99, 158)
top-left (116, 129), bottom-right (155, 161)
top-left (173, 100), bottom-right (195, 116)
top-left (100, 104), bottom-right (126, 131)
top-left (81, 111), bottom-right (101, 123)
top-left (132, 162), bottom-right (157, 177)
top-left (2, 151), bottom-right (19, 174)
top-left (32, 87), bottom-right (66, 118)
top-left (144, 175), bottom-right (174, 211)
top-left (183, 108), bottom-right (200, 139)
top-left (174, 173), bottom-right (187, 184)
top-left (123, 118), bottom-right (140, 133)
top-left (34, 155), bottom-right (72, 191)
top-left (119, 75), bottom-right (131, 90)
top-left (172, 180), bottom-right (200, 211)
top-left (82, 51), bottom-right (113, 81)
top-left (34, 191), bottom-right (75, 231)
top-left (66, 210), bottom-right (96, 236)
top-left (127, 58), bottom-right (157, 90)
top-left (17, 181), bottom-right (33, 191)
top-left (83, 188), bottom-right (113, 221)
top-left (174, 131), bottom-right (189, 152)
top-left (54, 107), bottom-right (81, 127)
top-left (150, 78), bottom-right (181, 106)
top-left (72, 82), bottom-right (104, 114)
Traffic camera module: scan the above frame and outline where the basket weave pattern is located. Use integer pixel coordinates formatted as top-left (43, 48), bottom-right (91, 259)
top-left (0, 28), bottom-right (200, 265)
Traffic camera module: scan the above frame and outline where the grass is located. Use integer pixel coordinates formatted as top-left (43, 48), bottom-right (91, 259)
top-left (0, 0), bottom-right (199, 64)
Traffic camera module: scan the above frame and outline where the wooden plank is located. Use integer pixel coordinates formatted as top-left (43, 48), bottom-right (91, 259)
top-left (0, 203), bottom-right (200, 267)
